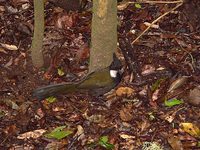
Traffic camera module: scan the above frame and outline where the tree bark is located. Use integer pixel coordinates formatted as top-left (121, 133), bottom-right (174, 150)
top-left (31, 0), bottom-right (44, 68)
top-left (89, 0), bottom-right (117, 73)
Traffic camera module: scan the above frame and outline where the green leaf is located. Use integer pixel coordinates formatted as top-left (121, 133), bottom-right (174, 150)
top-left (51, 126), bottom-right (66, 132)
top-left (98, 136), bottom-right (114, 150)
top-left (57, 68), bottom-right (65, 76)
top-left (151, 78), bottom-right (165, 92)
top-left (44, 126), bottom-right (73, 140)
top-left (100, 136), bottom-right (108, 143)
top-left (197, 141), bottom-right (200, 147)
top-left (135, 3), bottom-right (141, 9)
top-left (164, 98), bottom-right (183, 107)
top-left (46, 96), bottom-right (57, 103)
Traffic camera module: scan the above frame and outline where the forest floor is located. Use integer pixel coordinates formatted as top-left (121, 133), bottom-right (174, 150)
top-left (0, 0), bottom-right (200, 149)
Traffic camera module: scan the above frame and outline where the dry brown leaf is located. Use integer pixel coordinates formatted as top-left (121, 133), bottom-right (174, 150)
top-left (140, 119), bottom-right (151, 132)
top-left (152, 89), bottom-right (160, 102)
top-left (11, 0), bottom-right (29, 6)
top-left (75, 43), bottom-right (90, 62)
top-left (141, 64), bottom-right (156, 76)
top-left (45, 141), bottom-right (65, 150)
top-left (119, 104), bottom-right (133, 122)
top-left (74, 125), bottom-right (85, 143)
top-left (36, 108), bottom-right (45, 119)
top-left (83, 110), bottom-right (105, 123)
top-left (0, 47), bottom-right (7, 53)
top-left (21, 3), bottom-right (30, 10)
top-left (167, 135), bottom-right (183, 150)
top-left (168, 76), bottom-right (189, 93)
top-left (119, 133), bottom-right (135, 139)
top-left (187, 86), bottom-right (200, 106)
top-left (0, 43), bottom-right (18, 51)
top-left (55, 13), bottom-right (75, 29)
top-left (117, 1), bottom-right (129, 10)
top-left (116, 87), bottom-right (135, 97)
top-left (14, 52), bottom-right (26, 65)
top-left (161, 108), bottom-right (183, 123)
top-left (4, 125), bottom-right (18, 135)
top-left (144, 22), bottom-right (159, 29)
top-left (4, 57), bottom-right (13, 68)
top-left (0, 5), bottom-right (5, 12)
top-left (17, 129), bottom-right (46, 139)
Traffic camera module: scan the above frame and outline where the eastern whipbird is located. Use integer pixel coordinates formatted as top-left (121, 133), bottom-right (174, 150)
top-left (33, 54), bottom-right (123, 100)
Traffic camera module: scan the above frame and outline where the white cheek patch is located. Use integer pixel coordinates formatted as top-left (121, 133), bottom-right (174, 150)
top-left (110, 70), bottom-right (118, 78)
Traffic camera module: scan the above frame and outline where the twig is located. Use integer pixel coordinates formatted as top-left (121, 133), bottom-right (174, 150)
top-left (128, 0), bottom-right (183, 4)
top-left (0, 135), bottom-right (9, 145)
top-left (131, 1), bottom-right (183, 45)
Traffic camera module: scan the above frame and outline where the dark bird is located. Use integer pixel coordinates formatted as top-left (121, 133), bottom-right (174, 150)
top-left (33, 55), bottom-right (122, 100)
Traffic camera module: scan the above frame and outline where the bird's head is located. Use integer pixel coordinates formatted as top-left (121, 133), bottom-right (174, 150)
top-left (109, 53), bottom-right (123, 84)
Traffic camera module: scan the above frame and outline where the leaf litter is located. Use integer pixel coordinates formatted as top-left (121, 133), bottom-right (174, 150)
top-left (0, 0), bottom-right (200, 149)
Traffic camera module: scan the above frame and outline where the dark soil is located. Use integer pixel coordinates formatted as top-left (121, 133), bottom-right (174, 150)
top-left (0, 0), bottom-right (200, 149)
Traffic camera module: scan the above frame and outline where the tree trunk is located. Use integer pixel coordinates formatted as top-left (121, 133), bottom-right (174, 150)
top-left (31, 0), bottom-right (44, 68)
top-left (89, 0), bottom-right (117, 73)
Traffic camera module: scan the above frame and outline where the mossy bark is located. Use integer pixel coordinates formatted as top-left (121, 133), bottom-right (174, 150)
top-left (89, 0), bottom-right (117, 73)
top-left (31, 0), bottom-right (44, 68)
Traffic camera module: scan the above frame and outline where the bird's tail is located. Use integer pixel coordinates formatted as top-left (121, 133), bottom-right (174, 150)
top-left (33, 83), bottom-right (77, 100)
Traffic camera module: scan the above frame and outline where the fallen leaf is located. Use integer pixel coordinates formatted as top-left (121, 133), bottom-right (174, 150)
top-left (168, 76), bottom-right (189, 93)
top-left (14, 52), bottom-right (26, 65)
top-left (4, 125), bottom-right (18, 135)
top-left (6, 6), bottom-right (18, 13)
top-left (161, 108), bottom-right (183, 123)
top-left (1, 98), bottom-right (19, 110)
top-left (142, 142), bottom-right (163, 150)
top-left (17, 129), bottom-right (46, 139)
top-left (117, 2), bottom-right (129, 10)
top-left (116, 87), bottom-right (135, 97)
top-left (164, 98), bottom-right (184, 107)
top-left (0, 47), bottom-right (8, 54)
top-left (74, 125), bottom-right (85, 141)
top-left (151, 78), bottom-right (165, 92)
top-left (75, 43), bottom-right (90, 62)
top-left (144, 22), bottom-right (159, 29)
top-left (187, 86), bottom-right (200, 106)
top-left (140, 119), bottom-right (151, 132)
top-left (11, 0), bottom-right (29, 6)
top-left (46, 96), bottom-right (57, 103)
top-left (0, 43), bottom-right (18, 51)
top-left (55, 13), bottom-right (75, 29)
top-left (180, 123), bottom-right (200, 138)
top-left (86, 114), bottom-right (105, 123)
top-left (119, 134), bottom-right (135, 139)
top-left (4, 57), bottom-right (13, 68)
top-left (57, 68), bottom-right (65, 76)
top-left (45, 126), bottom-right (73, 140)
top-left (36, 108), bottom-right (45, 119)
top-left (141, 64), bottom-right (156, 76)
top-left (135, 3), bottom-right (142, 9)
top-left (21, 3), bottom-right (30, 10)
top-left (0, 5), bottom-right (5, 12)
top-left (167, 135), bottom-right (183, 150)
top-left (119, 104), bottom-right (133, 122)
top-left (45, 141), bottom-right (66, 150)
top-left (98, 136), bottom-right (114, 150)
top-left (83, 110), bottom-right (105, 123)
top-left (152, 89), bottom-right (160, 102)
